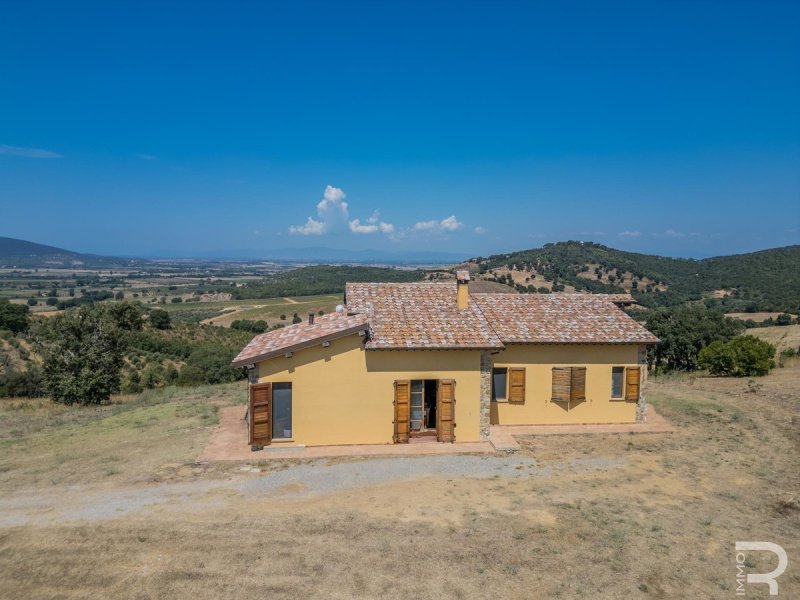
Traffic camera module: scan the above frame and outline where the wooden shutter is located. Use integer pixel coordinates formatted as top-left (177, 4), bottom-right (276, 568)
top-left (393, 380), bottom-right (411, 444)
top-left (625, 366), bottom-right (641, 401)
top-left (437, 379), bottom-right (456, 443)
top-left (551, 367), bottom-right (571, 402)
top-left (249, 382), bottom-right (272, 447)
top-left (570, 367), bottom-right (586, 402)
top-left (508, 367), bottom-right (526, 403)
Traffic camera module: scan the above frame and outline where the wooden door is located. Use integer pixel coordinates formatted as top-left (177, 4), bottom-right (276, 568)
top-left (249, 382), bottom-right (272, 447)
top-left (394, 380), bottom-right (411, 443)
top-left (437, 379), bottom-right (456, 443)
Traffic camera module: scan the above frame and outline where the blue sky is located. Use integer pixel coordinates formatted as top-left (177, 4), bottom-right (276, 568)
top-left (1, 0), bottom-right (798, 258)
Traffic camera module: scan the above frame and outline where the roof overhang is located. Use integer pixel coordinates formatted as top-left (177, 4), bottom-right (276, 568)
top-left (231, 325), bottom-right (368, 367)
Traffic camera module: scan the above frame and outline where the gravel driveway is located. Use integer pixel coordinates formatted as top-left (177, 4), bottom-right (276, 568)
top-left (0, 454), bottom-right (625, 527)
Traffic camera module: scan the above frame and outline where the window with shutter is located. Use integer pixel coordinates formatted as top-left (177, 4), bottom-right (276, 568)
top-left (437, 379), bottom-right (456, 443)
top-left (492, 368), bottom-right (507, 401)
top-left (570, 367), bottom-right (586, 402)
top-left (393, 380), bottom-right (411, 443)
top-left (611, 366), bottom-right (625, 398)
top-left (249, 382), bottom-right (272, 447)
top-left (508, 367), bottom-right (526, 403)
top-left (625, 366), bottom-right (641, 401)
top-left (551, 367), bottom-right (572, 402)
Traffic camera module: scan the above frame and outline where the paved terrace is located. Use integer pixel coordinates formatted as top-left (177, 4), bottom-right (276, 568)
top-left (200, 405), bottom-right (674, 461)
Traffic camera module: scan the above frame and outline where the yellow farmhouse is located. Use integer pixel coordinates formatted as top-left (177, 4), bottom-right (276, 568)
top-left (232, 272), bottom-right (659, 449)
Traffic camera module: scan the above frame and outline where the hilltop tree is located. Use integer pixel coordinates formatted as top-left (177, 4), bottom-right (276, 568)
top-left (35, 307), bottom-right (126, 405)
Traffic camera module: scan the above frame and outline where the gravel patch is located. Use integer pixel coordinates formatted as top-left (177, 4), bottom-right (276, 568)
top-left (0, 454), bottom-right (625, 526)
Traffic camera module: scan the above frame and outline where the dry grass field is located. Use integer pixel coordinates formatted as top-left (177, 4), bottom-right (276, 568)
top-left (748, 324), bottom-right (800, 354)
top-left (0, 364), bottom-right (798, 599)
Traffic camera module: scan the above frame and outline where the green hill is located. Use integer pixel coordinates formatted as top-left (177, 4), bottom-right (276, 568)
top-left (0, 236), bottom-right (135, 268)
top-left (471, 242), bottom-right (800, 313)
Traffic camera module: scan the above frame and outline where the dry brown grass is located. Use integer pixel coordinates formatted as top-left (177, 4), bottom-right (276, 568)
top-left (748, 324), bottom-right (800, 354)
top-left (727, 312), bottom-right (797, 323)
top-left (0, 366), bottom-right (798, 599)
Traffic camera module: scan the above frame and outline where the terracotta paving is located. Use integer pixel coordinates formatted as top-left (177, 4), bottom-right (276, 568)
top-left (489, 404), bottom-right (675, 451)
top-left (199, 406), bottom-right (494, 461)
top-left (200, 404), bottom-right (674, 461)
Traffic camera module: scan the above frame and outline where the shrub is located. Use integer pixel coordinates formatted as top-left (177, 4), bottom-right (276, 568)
top-left (0, 300), bottom-right (30, 333)
top-left (115, 291), bottom-right (124, 300)
top-left (149, 309), bottom-right (171, 330)
top-left (698, 335), bottom-right (776, 377)
top-left (122, 370), bottom-right (142, 394)
top-left (230, 319), bottom-right (268, 333)
top-left (27, 298), bottom-right (38, 307)
top-left (171, 297), bottom-right (183, 304)
top-left (0, 366), bottom-right (45, 397)
top-left (178, 343), bottom-right (244, 385)
top-left (776, 313), bottom-right (792, 326)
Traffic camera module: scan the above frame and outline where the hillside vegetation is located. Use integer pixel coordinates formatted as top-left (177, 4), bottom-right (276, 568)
top-left (230, 265), bottom-right (426, 299)
top-left (470, 241), bottom-right (800, 312)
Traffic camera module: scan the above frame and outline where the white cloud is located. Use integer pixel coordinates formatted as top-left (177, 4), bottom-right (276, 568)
top-left (290, 185), bottom-right (349, 235)
top-left (349, 215), bottom-right (396, 235)
top-left (413, 215), bottom-right (463, 233)
top-left (474, 226), bottom-right (487, 235)
top-left (0, 144), bottom-right (62, 158)
top-left (316, 185), bottom-right (349, 216)
top-left (289, 216), bottom-right (326, 235)
top-left (440, 215), bottom-right (462, 231)
top-left (660, 229), bottom-right (686, 238)
top-left (619, 231), bottom-right (642, 237)
top-left (413, 220), bottom-right (438, 231)
top-left (348, 219), bottom-right (379, 234)
top-left (291, 186), bottom-right (398, 237)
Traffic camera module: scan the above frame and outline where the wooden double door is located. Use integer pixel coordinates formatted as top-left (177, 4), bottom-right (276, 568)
top-left (394, 379), bottom-right (455, 443)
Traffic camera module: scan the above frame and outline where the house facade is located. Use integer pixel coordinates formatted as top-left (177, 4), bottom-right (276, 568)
top-left (232, 272), bottom-right (659, 448)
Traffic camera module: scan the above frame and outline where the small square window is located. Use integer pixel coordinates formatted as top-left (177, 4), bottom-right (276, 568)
top-left (611, 367), bottom-right (624, 398)
top-left (492, 368), bottom-right (507, 401)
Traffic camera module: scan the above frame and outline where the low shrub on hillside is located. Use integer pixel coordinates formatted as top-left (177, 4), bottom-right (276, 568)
top-left (698, 335), bottom-right (776, 377)
top-left (178, 343), bottom-right (245, 386)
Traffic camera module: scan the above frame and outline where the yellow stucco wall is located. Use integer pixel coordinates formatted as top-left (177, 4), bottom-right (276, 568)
top-left (490, 344), bottom-right (643, 425)
top-left (255, 334), bottom-right (483, 446)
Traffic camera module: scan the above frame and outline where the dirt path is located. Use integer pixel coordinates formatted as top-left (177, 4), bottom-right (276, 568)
top-left (0, 454), bottom-right (625, 527)
top-left (282, 297), bottom-right (299, 304)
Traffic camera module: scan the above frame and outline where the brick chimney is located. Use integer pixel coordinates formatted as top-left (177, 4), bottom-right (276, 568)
top-left (456, 270), bottom-right (470, 309)
top-left (308, 312), bottom-right (315, 325)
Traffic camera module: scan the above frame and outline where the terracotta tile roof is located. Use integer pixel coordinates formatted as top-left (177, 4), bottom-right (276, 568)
top-left (345, 282), bottom-right (504, 350)
top-left (472, 293), bottom-right (660, 344)
top-left (231, 312), bottom-right (369, 366)
top-left (233, 285), bottom-right (658, 364)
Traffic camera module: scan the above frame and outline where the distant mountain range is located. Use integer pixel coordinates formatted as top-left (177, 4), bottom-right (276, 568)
top-left (140, 245), bottom-right (468, 263)
top-left (0, 237), bottom-right (466, 267)
top-left (1, 236), bottom-right (797, 312)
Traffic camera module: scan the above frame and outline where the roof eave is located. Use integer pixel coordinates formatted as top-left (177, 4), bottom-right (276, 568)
top-left (231, 324), bottom-right (368, 367)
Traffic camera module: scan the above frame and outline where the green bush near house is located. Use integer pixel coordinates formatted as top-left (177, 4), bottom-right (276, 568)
top-left (698, 335), bottom-right (776, 377)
